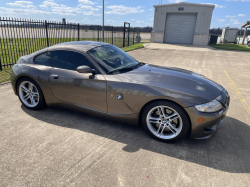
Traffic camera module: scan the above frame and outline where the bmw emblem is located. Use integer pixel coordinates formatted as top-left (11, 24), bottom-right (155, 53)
top-left (117, 94), bottom-right (123, 100)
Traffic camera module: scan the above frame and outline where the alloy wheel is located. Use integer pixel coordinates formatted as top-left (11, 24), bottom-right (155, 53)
top-left (146, 106), bottom-right (183, 139)
top-left (19, 81), bottom-right (40, 107)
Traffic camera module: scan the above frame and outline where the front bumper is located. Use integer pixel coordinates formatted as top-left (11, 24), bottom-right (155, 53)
top-left (185, 89), bottom-right (230, 139)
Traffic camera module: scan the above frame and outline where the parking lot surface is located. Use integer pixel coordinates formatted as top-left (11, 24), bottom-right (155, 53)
top-left (1, 44), bottom-right (250, 186)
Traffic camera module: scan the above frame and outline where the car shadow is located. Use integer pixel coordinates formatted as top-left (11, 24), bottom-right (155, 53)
top-left (21, 105), bottom-right (250, 174)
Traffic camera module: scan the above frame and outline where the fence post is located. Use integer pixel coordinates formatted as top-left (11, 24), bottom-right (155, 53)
top-left (0, 17), bottom-right (3, 71)
top-left (123, 22), bottom-right (125, 47)
top-left (78, 23), bottom-right (80, 41)
top-left (98, 25), bottom-right (99, 42)
top-left (139, 27), bottom-right (141, 43)
top-left (112, 26), bottom-right (113, 45)
top-left (0, 31), bottom-right (2, 71)
top-left (128, 25), bottom-right (130, 46)
top-left (45, 20), bottom-right (49, 47)
top-left (0, 58), bottom-right (2, 71)
top-left (133, 27), bottom-right (135, 45)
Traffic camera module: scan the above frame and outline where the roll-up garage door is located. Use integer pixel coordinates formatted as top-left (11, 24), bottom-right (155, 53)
top-left (164, 13), bottom-right (197, 44)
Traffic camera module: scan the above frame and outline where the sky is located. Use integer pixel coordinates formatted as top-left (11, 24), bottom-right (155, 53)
top-left (0, 0), bottom-right (249, 28)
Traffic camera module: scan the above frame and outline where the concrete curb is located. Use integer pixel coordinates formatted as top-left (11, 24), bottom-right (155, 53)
top-left (0, 81), bottom-right (11, 86)
top-left (211, 48), bottom-right (250, 53)
top-left (143, 43), bottom-right (150, 48)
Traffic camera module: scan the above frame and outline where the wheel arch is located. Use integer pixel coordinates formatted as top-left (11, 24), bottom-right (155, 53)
top-left (15, 75), bottom-right (46, 101)
top-left (138, 99), bottom-right (192, 135)
top-left (15, 75), bottom-right (35, 94)
top-left (15, 75), bottom-right (47, 110)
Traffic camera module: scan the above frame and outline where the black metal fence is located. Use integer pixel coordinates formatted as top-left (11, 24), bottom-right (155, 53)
top-left (0, 17), bottom-right (141, 71)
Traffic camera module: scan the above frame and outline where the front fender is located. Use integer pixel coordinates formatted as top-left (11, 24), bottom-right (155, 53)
top-left (106, 82), bottom-right (211, 115)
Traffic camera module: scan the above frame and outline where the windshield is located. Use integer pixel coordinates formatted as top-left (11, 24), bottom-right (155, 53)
top-left (87, 45), bottom-right (139, 74)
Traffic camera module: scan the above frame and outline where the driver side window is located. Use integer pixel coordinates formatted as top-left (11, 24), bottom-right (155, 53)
top-left (50, 50), bottom-right (93, 71)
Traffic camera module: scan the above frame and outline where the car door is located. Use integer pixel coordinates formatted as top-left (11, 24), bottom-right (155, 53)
top-left (48, 50), bottom-right (107, 113)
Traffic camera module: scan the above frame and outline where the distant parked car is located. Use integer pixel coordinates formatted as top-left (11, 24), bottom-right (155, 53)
top-left (11, 41), bottom-right (230, 142)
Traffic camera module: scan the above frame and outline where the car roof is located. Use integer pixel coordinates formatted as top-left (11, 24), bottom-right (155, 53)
top-left (48, 41), bottom-right (109, 52)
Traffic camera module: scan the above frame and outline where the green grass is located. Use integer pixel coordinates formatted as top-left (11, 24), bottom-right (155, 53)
top-left (0, 42), bottom-right (144, 83)
top-left (121, 43), bottom-right (144, 52)
top-left (0, 68), bottom-right (11, 83)
top-left (210, 44), bottom-right (250, 51)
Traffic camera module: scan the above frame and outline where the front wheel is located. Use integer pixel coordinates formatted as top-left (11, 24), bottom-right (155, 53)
top-left (142, 101), bottom-right (190, 143)
top-left (17, 77), bottom-right (46, 110)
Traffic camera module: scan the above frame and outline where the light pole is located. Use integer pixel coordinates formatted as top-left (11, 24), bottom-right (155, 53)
top-left (102, 0), bottom-right (104, 42)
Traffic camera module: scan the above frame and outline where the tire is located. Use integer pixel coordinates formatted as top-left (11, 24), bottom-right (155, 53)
top-left (142, 101), bottom-right (190, 143)
top-left (17, 77), bottom-right (46, 110)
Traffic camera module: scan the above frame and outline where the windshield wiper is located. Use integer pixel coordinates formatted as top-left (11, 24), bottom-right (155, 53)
top-left (133, 62), bottom-right (144, 69)
top-left (108, 67), bottom-right (133, 75)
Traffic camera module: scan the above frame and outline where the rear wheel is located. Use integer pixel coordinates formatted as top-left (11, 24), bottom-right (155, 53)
top-left (142, 101), bottom-right (190, 143)
top-left (17, 77), bottom-right (45, 110)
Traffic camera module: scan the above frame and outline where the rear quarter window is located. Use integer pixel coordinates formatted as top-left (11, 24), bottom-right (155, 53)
top-left (34, 52), bottom-right (51, 66)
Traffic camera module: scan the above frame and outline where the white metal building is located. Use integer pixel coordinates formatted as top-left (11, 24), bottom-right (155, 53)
top-left (151, 2), bottom-right (215, 45)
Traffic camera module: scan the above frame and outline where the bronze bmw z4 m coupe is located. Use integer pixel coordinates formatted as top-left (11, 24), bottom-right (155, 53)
top-left (11, 41), bottom-right (230, 142)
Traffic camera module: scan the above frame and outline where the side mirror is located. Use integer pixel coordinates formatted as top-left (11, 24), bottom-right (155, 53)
top-left (77, 65), bottom-right (93, 73)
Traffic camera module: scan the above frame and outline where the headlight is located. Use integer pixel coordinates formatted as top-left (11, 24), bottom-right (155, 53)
top-left (195, 99), bottom-right (223, 113)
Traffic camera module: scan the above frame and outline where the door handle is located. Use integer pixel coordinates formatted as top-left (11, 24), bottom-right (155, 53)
top-left (51, 74), bottom-right (59, 79)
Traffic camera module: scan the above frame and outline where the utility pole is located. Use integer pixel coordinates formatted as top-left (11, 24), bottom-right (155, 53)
top-left (102, 0), bottom-right (104, 42)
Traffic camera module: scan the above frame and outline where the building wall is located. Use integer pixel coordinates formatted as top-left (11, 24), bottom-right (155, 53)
top-left (193, 34), bottom-right (210, 45)
top-left (151, 31), bottom-right (164, 43)
top-left (152, 4), bottom-right (214, 45)
top-left (153, 4), bottom-right (213, 34)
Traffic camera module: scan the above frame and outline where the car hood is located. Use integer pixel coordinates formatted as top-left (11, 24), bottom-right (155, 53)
top-left (105, 64), bottom-right (223, 106)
